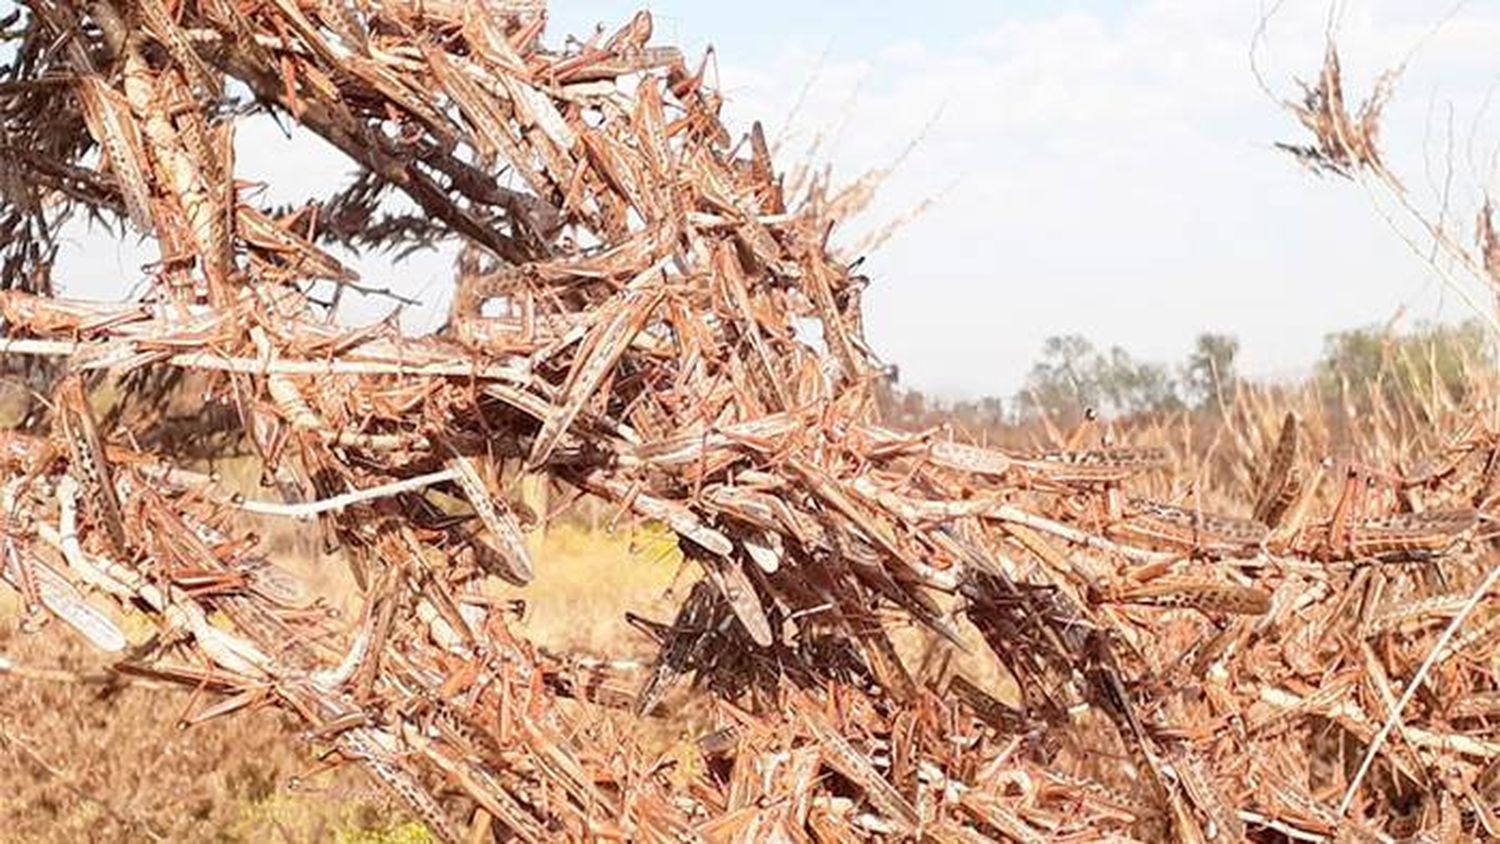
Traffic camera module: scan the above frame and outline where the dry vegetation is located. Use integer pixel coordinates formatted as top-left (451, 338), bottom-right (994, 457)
top-left (0, 525), bottom-right (683, 842)
top-left (7, 2), bottom-right (1500, 842)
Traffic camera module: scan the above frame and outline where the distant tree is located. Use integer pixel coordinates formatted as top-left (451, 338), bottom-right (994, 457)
top-left (887, 321), bottom-right (1493, 438)
top-left (1182, 333), bottom-right (1240, 407)
top-left (979, 396), bottom-right (1004, 425)
top-left (1316, 319), bottom-right (1492, 410)
top-left (1094, 346), bottom-right (1183, 415)
top-left (1019, 335), bottom-right (1183, 420)
top-left (898, 388), bottom-right (927, 422)
top-left (1019, 334), bottom-right (1101, 422)
top-left (952, 400), bottom-right (979, 430)
top-left (1317, 327), bottom-right (1385, 390)
top-left (1032, 335), bottom-right (1099, 397)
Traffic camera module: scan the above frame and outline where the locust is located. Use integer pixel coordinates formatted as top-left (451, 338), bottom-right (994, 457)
top-left (1107, 496), bottom-right (1269, 557)
top-left (1252, 411), bottom-right (1301, 527)
top-left (54, 375), bottom-right (129, 557)
top-left (1010, 446), bottom-right (1171, 484)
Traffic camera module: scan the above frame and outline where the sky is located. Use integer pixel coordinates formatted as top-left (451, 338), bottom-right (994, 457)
top-left (49, 1), bottom-right (1500, 399)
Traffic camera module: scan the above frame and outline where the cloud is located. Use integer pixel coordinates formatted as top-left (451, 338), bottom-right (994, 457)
top-left (711, 1), bottom-right (1500, 397)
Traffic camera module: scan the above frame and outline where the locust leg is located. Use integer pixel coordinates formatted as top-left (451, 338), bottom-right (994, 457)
top-left (2, 525), bottom-right (44, 631)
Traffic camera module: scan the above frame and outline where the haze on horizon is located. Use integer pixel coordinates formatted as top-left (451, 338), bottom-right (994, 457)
top-left (53, 1), bottom-right (1500, 402)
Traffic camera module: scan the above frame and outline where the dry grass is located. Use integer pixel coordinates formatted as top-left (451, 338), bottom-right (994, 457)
top-left (0, 519), bottom-right (691, 842)
top-left (0, 607), bottom-right (406, 842)
top-left (497, 522), bottom-right (690, 653)
top-left (0, 420), bottom-right (707, 841)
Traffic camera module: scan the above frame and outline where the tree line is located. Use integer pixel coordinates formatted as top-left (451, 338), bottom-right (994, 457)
top-left (877, 319), bottom-right (1494, 434)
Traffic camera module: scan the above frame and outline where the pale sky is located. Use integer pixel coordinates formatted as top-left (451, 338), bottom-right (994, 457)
top-left (50, 1), bottom-right (1500, 399)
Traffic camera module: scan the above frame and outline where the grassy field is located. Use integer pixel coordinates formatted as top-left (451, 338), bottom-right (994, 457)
top-left (0, 520), bottom-right (692, 842)
top-left (0, 604), bottom-right (397, 842)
